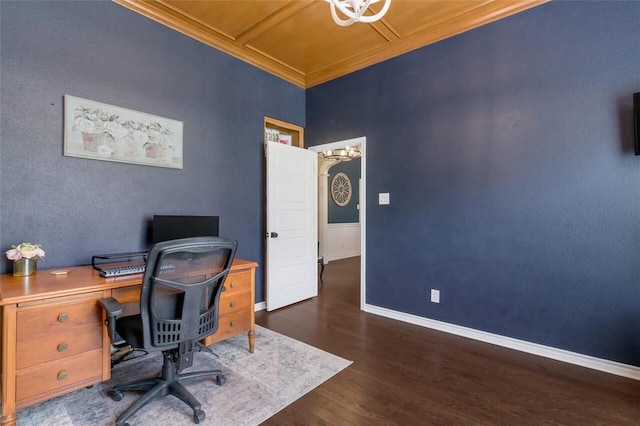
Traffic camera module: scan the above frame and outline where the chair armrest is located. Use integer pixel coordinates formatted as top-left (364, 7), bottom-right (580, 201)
top-left (98, 297), bottom-right (123, 342)
top-left (98, 297), bottom-right (124, 316)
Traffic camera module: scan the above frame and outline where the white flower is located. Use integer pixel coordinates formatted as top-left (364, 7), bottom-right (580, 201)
top-left (5, 248), bottom-right (21, 260)
top-left (75, 117), bottom-right (97, 134)
top-left (104, 121), bottom-right (128, 138)
top-left (132, 130), bottom-right (149, 144)
top-left (148, 129), bottom-right (162, 142)
top-left (161, 134), bottom-right (174, 147)
top-left (97, 145), bottom-right (112, 157)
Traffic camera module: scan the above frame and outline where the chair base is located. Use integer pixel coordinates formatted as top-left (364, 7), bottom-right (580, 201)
top-left (112, 352), bottom-right (226, 426)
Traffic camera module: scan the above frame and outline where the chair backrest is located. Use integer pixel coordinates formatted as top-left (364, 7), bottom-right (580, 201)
top-left (139, 237), bottom-right (237, 363)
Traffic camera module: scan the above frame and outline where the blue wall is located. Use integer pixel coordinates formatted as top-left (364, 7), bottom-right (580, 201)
top-left (0, 1), bottom-right (305, 303)
top-left (306, 2), bottom-right (640, 366)
top-left (328, 158), bottom-right (361, 223)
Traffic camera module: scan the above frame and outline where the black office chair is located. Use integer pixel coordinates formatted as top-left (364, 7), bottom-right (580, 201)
top-left (99, 237), bottom-right (237, 426)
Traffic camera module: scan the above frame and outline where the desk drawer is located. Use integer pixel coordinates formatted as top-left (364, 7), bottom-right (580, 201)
top-left (222, 271), bottom-right (251, 296)
top-left (16, 349), bottom-right (103, 408)
top-left (111, 286), bottom-right (141, 304)
top-left (17, 326), bottom-right (103, 369)
top-left (219, 289), bottom-right (250, 316)
top-left (17, 298), bottom-right (102, 340)
top-left (214, 311), bottom-right (251, 341)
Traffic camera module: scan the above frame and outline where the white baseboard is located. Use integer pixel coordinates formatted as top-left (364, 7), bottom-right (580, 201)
top-left (364, 304), bottom-right (640, 381)
top-left (326, 250), bottom-right (360, 262)
top-left (254, 301), bottom-right (266, 312)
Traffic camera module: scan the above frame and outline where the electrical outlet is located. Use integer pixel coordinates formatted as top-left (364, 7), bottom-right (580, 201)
top-left (378, 193), bottom-right (390, 205)
top-left (430, 289), bottom-right (440, 303)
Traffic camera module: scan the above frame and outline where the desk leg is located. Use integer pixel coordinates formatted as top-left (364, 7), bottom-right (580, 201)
top-left (0, 414), bottom-right (16, 426)
top-left (248, 330), bottom-right (255, 353)
top-left (1, 305), bottom-right (17, 426)
top-left (248, 267), bottom-right (255, 353)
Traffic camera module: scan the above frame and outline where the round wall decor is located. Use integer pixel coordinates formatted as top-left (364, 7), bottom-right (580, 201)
top-left (331, 172), bottom-right (352, 206)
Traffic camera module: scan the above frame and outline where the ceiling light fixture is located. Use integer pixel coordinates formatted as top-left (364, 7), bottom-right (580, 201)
top-left (326, 0), bottom-right (392, 27)
top-left (320, 146), bottom-right (361, 162)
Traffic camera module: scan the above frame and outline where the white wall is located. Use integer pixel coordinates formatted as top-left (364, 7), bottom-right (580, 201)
top-left (325, 222), bottom-right (360, 262)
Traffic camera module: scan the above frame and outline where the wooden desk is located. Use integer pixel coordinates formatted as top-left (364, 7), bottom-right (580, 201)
top-left (0, 259), bottom-right (258, 426)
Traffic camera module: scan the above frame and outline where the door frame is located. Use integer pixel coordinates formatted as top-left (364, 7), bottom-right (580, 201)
top-left (309, 137), bottom-right (366, 310)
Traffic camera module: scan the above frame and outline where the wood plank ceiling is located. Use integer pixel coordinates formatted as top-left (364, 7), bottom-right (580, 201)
top-left (114, 0), bottom-right (548, 89)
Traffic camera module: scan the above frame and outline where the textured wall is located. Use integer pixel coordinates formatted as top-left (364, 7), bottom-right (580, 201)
top-left (328, 158), bottom-right (361, 223)
top-left (0, 1), bottom-right (305, 303)
top-left (306, 2), bottom-right (640, 366)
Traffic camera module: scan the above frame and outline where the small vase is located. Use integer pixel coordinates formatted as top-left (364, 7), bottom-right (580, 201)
top-left (144, 142), bottom-right (160, 159)
top-left (13, 258), bottom-right (37, 276)
top-left (81, 132), bottom-right (107, 152)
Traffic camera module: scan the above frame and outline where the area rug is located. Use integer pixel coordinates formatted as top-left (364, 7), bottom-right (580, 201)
top-left (16, 326), bottom-right (352, 425)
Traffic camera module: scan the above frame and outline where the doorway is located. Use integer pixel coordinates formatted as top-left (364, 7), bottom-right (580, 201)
top-left (309, 137), bottom-right (366, 310)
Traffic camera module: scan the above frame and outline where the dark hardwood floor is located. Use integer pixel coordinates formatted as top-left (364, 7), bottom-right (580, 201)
top-left (255, 256), bottom-right (639, 425)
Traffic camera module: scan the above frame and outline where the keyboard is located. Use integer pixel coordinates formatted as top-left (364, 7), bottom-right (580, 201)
top-left (99, 263), bottom-right (176, 278)
top-left (99, 264), bottom-right (146, 277)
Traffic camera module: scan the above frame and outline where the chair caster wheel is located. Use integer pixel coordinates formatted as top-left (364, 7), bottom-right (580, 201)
top-left (216, 374), bottom-right (226, 386)
top-left (111, 390), bottom-right (124, 401)
top-left (194, 409), bottom-right (206, 424)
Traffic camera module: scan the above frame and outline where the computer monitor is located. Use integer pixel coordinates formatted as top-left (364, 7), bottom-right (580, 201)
top-left (152, 215), bottom-right (219, 243)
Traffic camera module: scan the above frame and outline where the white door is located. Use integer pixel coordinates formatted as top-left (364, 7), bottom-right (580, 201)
top-left (266, 141), bottom-right (318, 311)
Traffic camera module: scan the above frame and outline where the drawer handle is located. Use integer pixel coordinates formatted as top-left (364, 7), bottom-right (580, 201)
top-left (57, 342), bottom-right (68, 352)
top-left (57, 312), bottom-right (68, 322)
top-left (230, 321), bottom-right (237, 327)
top-left (229, 301), bottom-right (236, 308)
top-left (57, 370), bottom-right (68, 381)
top-left (230, 282), bottom-right (237, 288)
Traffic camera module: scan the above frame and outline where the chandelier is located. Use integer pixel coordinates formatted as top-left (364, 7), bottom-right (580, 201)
top-left (326, 0), bottom-right (392, 26)
top-left (320, 146), bottom-right (361, 162)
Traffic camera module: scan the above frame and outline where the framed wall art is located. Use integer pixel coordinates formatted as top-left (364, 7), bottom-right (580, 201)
top-left (331, 172), bottom-right (353, 206)
top-left (64, 95), bottom-right (183, 169)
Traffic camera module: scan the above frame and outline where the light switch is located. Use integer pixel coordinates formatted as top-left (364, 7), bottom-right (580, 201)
top-left (378, 193), bottom-right (390, 205)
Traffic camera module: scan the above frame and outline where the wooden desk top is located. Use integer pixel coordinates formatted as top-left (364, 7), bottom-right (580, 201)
top-left (0, 259), bottom-right (258, 306)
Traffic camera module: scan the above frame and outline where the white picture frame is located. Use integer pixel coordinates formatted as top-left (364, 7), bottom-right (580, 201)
top-left (64, 95), bottom-right (183, 169)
